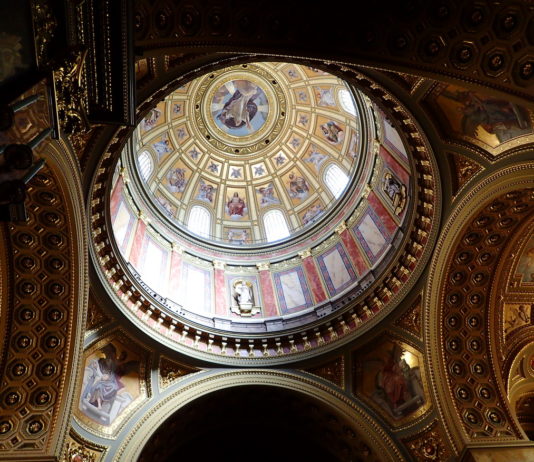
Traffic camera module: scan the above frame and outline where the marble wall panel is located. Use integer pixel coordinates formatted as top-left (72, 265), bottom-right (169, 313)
top-left (274, 267), bottom-right (313, 314)
top-left (317, 242), bottom-right (357, 296)
top-left (181, 263), bottom-right (212, 313)
top-left (353, 208), bottom-right (391, 265)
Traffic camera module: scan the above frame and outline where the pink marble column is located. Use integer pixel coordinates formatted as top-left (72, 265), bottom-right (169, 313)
top-left (167, 246), bottom-right (183, 302)
top-left (110, 175), bottom-right (124, 220)
top-left (299, 250), bottom-right (327, 304)
top-left (213, 261), bottom-right (227, 316)
top-left (338, 227), bottom-right (367, 275)
top-left (367, 191), bottom-right (397, 235)
top-left (129, 218), bottom-right (146, 267)
top-left (257, 263), bottom-right (278, 317)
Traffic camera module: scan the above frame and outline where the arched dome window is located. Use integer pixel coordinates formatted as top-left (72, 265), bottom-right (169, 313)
top-left (338, 88), bottom-right (356, 116)
top-left (188, 205), bottom-right (211, 238)
top-left (324, 164), bottom-right (349, 199)
top-left (138, 151), bottom-right (153, 181)
top-left (264, 209), bottom-right (290, 242)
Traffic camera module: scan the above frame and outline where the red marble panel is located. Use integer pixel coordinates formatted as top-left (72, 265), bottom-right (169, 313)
top-left (259, 270), bottom-right (278, 317)
top-left (129, 219), bottom-right (146, 267)
top-left (380, 145), bottom-right (410, 183)
top-left (302, 256), bottom-right (327, 303)
top-left (339, 230), bottom-right (368, 275)
top-left (167, 250), bottom-right (183, 302)
top-left (110, 175), bottom-right (124, 220)
top-left (367, 192), bottom-right (397, 235)
top-left (214, 268), bottom-right (227, 315)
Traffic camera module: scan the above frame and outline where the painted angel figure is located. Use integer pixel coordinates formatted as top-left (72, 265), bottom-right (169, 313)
top-left (257, 183), bottom-right (279, 206)
top-left (288, 173), bottom-right (310, 200)
top-left (141, 108), bottom-right (162, 131)
top-left (305, 147), bottom-right (328, 171)
top-left (197, 180), bottom-right (216, 203)
top-left (321, 120), bottom-right (345, 145)
top-left (167, 168), bottom-right (187, 194)
top-left (153, 137), bottom-right (172, 160)
top-left (316, 87), bottom-right (336, 107)
top-left (302, 204), bottom-right (324, 225)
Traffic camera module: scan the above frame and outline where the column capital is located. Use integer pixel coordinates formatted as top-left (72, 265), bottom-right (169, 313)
top-left (256, 262), bottom-right (270, 271)
top-left (298, 248), bottom-right (312, 259)
top-left (335, 221), bottom-right (347, 235)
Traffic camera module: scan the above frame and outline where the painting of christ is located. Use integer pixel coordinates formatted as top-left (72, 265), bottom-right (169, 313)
top-left (211, 80), bottom-right (269, 136)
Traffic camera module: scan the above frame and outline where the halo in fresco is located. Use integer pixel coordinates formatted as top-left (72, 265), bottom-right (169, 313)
top-left (211, 80), bottom-right (269, 137)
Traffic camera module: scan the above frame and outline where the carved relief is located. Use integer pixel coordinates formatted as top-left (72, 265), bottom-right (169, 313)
top-left (306, 356), bottom-right (344, 388)
top-left (61, 430), bottom-right (107, 462)
top-left (86, 294), bottom-right (111, 332)
top-left (159, 356), bottom-right (199, 390)
top-left (448, 153), bottom-right (483, 195)
top-left (395, 295), bottom-right (422, 338)
top-left (53, 47), bottom-right (90, 136)
top-left (402, 421), bottom-right (451, 461)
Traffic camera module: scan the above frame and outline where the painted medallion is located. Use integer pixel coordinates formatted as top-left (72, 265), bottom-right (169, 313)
top-left (211, 80), bottom-right (269, 137)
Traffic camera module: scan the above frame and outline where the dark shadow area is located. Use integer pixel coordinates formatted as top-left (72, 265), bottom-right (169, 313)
top-left (138, 385), bottom-right (374, 462)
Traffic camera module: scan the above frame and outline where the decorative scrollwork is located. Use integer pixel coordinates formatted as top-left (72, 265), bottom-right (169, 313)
top-left (53, 47), bottom-right (91, 136)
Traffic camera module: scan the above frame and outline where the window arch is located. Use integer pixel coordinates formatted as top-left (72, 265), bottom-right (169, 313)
top-left (138, 151), bottom-right (153, 181)
top-left (188, 206), bottom-right (211, 238)
top-left (338, 88), bottom-right (356, 116)
top-left (264, 209), bottom-right (290, 242)
top-left (324, 164), bottom-right (349, 199)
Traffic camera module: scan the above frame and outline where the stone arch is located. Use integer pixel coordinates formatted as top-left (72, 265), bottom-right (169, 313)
top-left (115, 370), bottom-right (406, 461)
top-left (426, 162), bottom-right (534, 452)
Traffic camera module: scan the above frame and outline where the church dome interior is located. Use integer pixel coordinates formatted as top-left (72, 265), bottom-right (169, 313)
top-left (96, 60), bottom-right (436, 363)
top-left (1, 2), bottom-right (534, 461)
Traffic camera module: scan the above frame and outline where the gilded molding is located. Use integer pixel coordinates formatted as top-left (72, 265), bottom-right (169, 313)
top-left (402, 420), bottom-right (451, 462)
top-left (53, 47), bottom-right (91, 136)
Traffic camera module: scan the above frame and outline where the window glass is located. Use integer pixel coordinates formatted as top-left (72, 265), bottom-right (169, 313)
top-left (339, 88), bottom-right (356, 116)
top-left (264, 209), bottom-right (290, 242)
top-left (324, 164), bottom-right (349, 199)
top-left (188, 206), bottom-right (211, 238)
top-left (138, 151), bottom-right (153, 181)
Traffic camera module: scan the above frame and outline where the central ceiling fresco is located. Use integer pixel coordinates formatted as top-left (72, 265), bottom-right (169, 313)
top-left (97, 61), bottom-right (438, 364)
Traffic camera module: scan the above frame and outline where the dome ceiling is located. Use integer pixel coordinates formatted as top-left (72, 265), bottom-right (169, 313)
top-left (96, 61), bottom-right (439, 364)
top-left (133, 62), bottom-right (363, 245)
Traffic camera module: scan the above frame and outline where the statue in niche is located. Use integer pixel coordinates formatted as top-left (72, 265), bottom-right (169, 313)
top-left (382, 172), bottom-right (407, 215)
top-left (231, 279), bottom-right (260, 316)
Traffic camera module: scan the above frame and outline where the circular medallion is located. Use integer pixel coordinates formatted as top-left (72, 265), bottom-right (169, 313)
top-left (211, 80), bottom-right (269, 137)
top-left (195, 64), bottom-right (286, 154)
